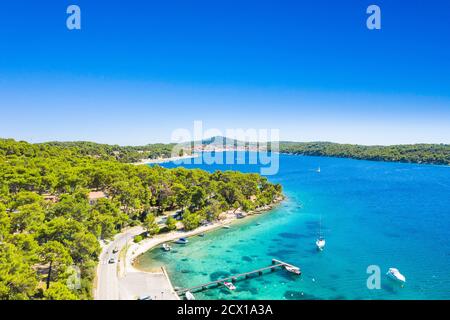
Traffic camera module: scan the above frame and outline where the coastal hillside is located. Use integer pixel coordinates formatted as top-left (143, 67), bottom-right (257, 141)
top-left (277, 142), bottom-right (450, 165)
top-left (0, 138), bottom-right (282, 300)
top-left (12, 136), bottom-right (447, 166)
top-left (33, 137), bottom-right (450, 166)
top-left (40, 141), bottom-right (179, 163)
top-left (188, 137), bottom-right (450, 165)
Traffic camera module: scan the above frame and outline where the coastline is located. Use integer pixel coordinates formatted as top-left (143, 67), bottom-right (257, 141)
top-left (133, 150), bottom-right (449, 167)
top-left (132, 154), bottom-right (199, 165)
top-left (123, 198), bottom-right (283, 299)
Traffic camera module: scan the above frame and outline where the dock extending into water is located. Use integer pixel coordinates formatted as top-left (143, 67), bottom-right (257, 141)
top-left (175, 259), bottom-right (300, 295)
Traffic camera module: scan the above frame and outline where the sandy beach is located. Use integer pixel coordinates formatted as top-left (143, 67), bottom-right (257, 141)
top-left (132, 154), bottom-right (199, 165)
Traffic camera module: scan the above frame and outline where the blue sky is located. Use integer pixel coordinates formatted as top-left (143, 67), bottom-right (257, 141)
top-left (0, 0), bottom-right (449, 145)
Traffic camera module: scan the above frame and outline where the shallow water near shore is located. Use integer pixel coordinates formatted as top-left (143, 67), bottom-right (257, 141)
top-left (136, 152), bottom-right (450, 299)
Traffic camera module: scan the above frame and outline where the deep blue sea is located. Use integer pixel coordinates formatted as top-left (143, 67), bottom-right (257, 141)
top-left (136, 152), bottom-right (450, 300)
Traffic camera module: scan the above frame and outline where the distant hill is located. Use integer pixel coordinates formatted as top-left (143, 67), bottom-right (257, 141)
top-left (276, 141), bottom-right (450, 165)
top-left (3, 137), bottom-right (448, 166)
top-left (38, 140), bottom-right (177, 163)
top-left (184, 136), bottom-right (255, 147)
top-left (167, 137), bottom-right (450, 165)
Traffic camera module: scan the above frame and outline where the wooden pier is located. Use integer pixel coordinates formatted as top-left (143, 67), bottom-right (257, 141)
top-left (175, 259), bottom-right (300, 295)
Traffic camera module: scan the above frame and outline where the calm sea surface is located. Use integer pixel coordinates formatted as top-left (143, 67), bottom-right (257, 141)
top-left (136, 152), bottom-right (450, 299)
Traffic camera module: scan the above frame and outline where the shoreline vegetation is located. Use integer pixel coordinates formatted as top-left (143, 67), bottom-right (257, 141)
top-left (0, 138), bottom-right (282, 300)
top-left (277, 141), bottom-right (450, 166)
top-left (29, 137), bottom-right (450, 166)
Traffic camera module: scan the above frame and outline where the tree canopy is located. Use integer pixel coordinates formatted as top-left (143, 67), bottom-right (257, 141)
top-left (277, 141), bottom-right (450, 165)
top-left (0, 138), bottom-right (282, 299)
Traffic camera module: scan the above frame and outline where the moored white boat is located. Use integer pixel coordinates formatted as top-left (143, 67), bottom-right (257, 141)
top-left (316, 212), bottom-right (326, 251)
top-left (185, 291), bottom-right (196, 300)
top-left (316, 237), bottom-right (326, 251)
top-left (285, 265), bottom-right (301, 275)
top-left (162, 243), bottom-right (171, 251)
top-left (176, 238), bottom-right (189, 244)
top-left (386, 268), bottom-right (406, 283)
top-left (223, 281), bottom-right (236, 290)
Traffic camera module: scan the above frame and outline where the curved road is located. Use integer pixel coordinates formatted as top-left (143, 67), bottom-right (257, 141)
top-left (94, 226), bottom-right (143, 300)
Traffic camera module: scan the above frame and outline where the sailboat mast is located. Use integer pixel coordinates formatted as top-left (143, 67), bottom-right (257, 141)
top-left (319, 213), bottom-right (323, 238)
top-left (318, 214), bottom-right (321, 237)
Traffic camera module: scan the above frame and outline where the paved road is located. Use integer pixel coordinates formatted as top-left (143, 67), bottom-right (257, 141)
top-left (95, 227), bottom-right (144, 300)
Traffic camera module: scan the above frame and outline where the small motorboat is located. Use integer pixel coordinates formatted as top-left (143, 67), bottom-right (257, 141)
top-left (222, 225), bottom-right (231, 229)
top-left (162, 243), bottom-right (171, 251)
top-left (285, 266), bottom-right (301, 275)
top-left (316, 237), bottom-right (326, 251)
top-left (386, 268), bottom-right (406, 284)
top-left (185, 291), bottom-right (196, 300)
top-left (316, 167), bottom-right (321, 173)
top-left (198, 233), bottom-right (205, 237)
top-left (175, 238), bottom-right (189, 244)
top-left (223, 281), bottom-right (236, 291)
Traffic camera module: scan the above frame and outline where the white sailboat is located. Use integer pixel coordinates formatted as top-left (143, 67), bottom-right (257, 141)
top-left (316, 237), bottom-right (326, 251)
top-left (316, 214), bottom-right (326, 251)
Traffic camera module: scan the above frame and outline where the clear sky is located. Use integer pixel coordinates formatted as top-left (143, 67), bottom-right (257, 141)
top-left (0, 0), bottom-right (449, 145)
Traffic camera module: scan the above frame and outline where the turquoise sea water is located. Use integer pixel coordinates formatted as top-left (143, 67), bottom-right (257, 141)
top-left (136, 153), bottom-right (450, 300)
